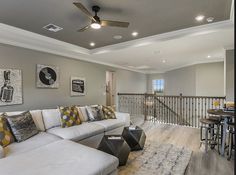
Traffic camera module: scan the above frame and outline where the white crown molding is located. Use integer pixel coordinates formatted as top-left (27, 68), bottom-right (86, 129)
top-left (145, 59), bottom-right (224, 74)
top-left (0, 19), bottom-right (233, 75)
top-left (0, 23), bottom-right (144, 74)
top-left (0, 23), bottom-right (90, 56)
top-left (91, 20), bottom-right (234, 54)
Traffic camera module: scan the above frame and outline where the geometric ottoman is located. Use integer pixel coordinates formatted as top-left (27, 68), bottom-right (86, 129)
top-left (98, 135), bottom-right (131, 166)
top-left (122, 126), bottom-right (146, 151)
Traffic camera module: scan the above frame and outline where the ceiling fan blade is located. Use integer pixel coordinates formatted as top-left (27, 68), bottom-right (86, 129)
top-left (101, 20), bottom-right (129, 28)
top-left (77, 25), bottom-right (90, 32)
top-left (73, 2), bottom-right (96, 21)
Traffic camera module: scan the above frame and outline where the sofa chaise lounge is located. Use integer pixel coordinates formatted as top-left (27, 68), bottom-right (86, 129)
top-left (0, 107), bottom-right (130, 175)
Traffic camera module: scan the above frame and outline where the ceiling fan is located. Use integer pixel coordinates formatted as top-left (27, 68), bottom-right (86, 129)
top-left (73, 2), bottom-right (130, 32)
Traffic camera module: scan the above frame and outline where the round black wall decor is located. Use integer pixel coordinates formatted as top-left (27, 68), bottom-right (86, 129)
top-left (39, 67), bottom-right (57, 85)
top-left (36, 64), bottom-right (59, 88)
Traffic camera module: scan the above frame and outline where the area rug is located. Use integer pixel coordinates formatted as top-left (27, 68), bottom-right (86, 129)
top-left (118, 143), bottom-right (192, 175)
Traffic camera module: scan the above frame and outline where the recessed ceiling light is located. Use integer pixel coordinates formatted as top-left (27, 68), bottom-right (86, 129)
top-left (195, 15), bottom-right (205, 22)
top-left (207, 55), bottom-right (211, 58)
top-left (206, 17), bottom-right (214, 23)
top-left (162, 59), bottom-right (166, 63)
top-left (132, 32), bottom-right (138, 37)
top-left (113, 35), bottom-right (122, 40)
top-left (90, 42), bottom-right (95, 47)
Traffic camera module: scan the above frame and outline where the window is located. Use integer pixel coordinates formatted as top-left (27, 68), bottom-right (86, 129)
top-left (152, 79), bottom-right (164, 93)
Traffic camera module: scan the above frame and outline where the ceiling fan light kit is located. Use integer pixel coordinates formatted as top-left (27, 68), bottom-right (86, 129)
top-left (90, 22), bottom-right (101, 29)
top-left (73, 2), bottom-right (130, 32)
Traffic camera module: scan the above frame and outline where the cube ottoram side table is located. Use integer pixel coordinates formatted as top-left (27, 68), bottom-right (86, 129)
top-left (122, 126), bottom-right (146, 151)
top-left (98, 135), bottom-right (131, 166)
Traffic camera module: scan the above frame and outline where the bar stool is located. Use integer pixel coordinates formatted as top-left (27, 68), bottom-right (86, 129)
top-left (227, 123), bottom-right (235, 160)
top-left (200, 118), bottom-right (220, 152)
top-left (208, 115), bottom-right (222, 153)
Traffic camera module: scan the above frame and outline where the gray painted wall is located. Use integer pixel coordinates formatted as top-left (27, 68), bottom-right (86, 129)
top-left (147, 62), bottom-right (224, 96)
top-left (0, 44), bottom-right (147, 112)
top-left (164, 65), bottom-right (196, 96)
top-left (195, 62), bottom-right (224, 96)
top-left (225, 49), bottom-right (234, 101)
top-left (116, 69), bottom-right (147, 93)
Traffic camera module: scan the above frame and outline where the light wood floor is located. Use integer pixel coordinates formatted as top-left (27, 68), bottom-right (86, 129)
top-left (119, 118), bottom-right (234, 175)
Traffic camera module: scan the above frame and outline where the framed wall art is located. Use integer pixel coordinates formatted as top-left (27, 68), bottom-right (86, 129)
top-left (70, 77), bottom-right (86, 96)
top-left (0, 69), bottom-right (23, 106)
top-left (36, 64), bottom-right (59, 88)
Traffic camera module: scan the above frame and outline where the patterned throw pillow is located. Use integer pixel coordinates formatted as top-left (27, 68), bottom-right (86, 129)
top-left (6, 111), bottom-right (39, 142)
top-left (59, 106), bottom-right (81, 128)
top-left (86, 105), bottom-right (105, 121)
top-left (0, 113), bottom-right (15, 147)
top-left (102, 106), bottom-right (116, 119)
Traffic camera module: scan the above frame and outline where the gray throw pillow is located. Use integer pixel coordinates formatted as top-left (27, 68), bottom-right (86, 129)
top-left (6, 111), bottom-right (39, 142)
top-left (85, 105), bottom-right (105, 121)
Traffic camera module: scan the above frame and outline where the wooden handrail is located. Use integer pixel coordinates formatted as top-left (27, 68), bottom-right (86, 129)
top-left (118, 93), bottom-right (226, 128)
top-left (118, 93), bottom-right (225, 99)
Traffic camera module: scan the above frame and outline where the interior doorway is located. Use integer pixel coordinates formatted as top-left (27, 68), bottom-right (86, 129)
top-left (106, 71), bottom-right (116, 107)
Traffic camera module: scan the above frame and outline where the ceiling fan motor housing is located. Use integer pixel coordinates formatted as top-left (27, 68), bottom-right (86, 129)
top-left (93, 15), bottom-right (101, 23)
top-left (92, 5), bottom-right (100, 13)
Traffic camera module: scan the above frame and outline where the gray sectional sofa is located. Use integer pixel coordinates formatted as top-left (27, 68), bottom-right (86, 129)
top-left (0, 107), bottom-right (130, 175)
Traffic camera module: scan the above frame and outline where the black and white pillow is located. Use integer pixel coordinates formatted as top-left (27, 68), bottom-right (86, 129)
top-left (85, 105), bottom-right (105, 121)
top-left (6, 111), bottom-right (39, 142)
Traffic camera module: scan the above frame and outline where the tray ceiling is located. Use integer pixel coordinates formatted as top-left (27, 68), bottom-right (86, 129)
top-left (0, 0), bottom-right (232, 49)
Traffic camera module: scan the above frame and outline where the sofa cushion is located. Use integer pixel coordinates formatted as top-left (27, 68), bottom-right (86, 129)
top-left (0, 140), bottom-right (119, 175)
top-left (102, 106), bottom-right (116, 119)
top-left (6, 111), bottom-right (39, 142)
top-left (0, 114), bottom-right (15, 147)
top-left (59, 106), bottom-right (81, 128)
top-left (76, 106), bottom-right (89, 122)
top-left (3, 110), bottom-right (45, 132)
top-left (86, 105), bottom-right (105, 121)
top-left (4, 132), bottom-right (60, 157)
top-left (47, 122), bottom-right (105, 141)
top-left (42, 109), bottom-right (61, 130)
top-left (92, 119), bottom-right (125, 131)
top-left (29, 110), bottom-right (45, 131)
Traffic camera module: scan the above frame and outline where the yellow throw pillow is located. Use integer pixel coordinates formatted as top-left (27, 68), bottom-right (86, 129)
top-left (0, 113), bottom-right (15, 147)
top-left (59, 106), bottom-right (81, 128)
top-left (102, 106), bottom-right (116, 119)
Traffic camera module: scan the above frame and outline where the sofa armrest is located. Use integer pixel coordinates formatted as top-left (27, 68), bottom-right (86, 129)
top-left (115, 112), bottom-right (130, 127)
top-left (0, 145), bottom-right (5, 159)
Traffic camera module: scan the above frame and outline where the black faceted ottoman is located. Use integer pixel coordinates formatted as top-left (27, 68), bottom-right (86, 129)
top-left (122, 126), bottom-right (146, 151)
top-left (98, 135), bottom-right (131, 166)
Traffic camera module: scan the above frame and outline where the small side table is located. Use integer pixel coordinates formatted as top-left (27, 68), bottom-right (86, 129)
top-left (98, 135), bottom-right (130, 166)
top-left (122, 126), bottom-right (146, 151)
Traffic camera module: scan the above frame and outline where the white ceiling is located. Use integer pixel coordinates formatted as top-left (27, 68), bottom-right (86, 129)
top-left (90, 23), bottom-right (234, 73)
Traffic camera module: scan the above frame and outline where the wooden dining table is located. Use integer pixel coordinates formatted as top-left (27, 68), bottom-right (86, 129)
top-left (207, 109), bottom-right (235, 156)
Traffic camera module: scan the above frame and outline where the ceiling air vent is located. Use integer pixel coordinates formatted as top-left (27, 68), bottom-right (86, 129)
top-left (43, 24), bottom-right (63, 32)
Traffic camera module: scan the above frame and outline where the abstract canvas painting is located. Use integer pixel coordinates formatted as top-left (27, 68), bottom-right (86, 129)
top-left (71, 77), bottom-right (86, 96)
top-left (0, 69), bottom-right (23, 106)
top-left (36, 64), bottom-right (59, 88)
